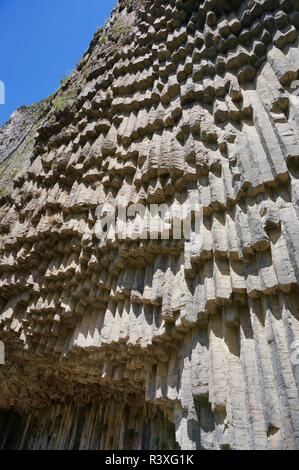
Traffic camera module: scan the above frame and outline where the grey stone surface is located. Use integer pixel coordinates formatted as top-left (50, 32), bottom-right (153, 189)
top-left (0, 0), bottom-right (299, 450)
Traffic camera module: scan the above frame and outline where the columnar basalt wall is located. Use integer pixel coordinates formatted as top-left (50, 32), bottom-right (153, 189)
top-left (1, 0), bottom-right (299, 450)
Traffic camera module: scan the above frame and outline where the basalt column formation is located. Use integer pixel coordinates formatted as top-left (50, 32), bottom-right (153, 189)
top-left (1, 0), bottom-right (299, 450)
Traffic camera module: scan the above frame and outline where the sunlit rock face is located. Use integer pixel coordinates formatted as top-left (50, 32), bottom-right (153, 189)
top-left (1, 0), bottom-right (299, 450)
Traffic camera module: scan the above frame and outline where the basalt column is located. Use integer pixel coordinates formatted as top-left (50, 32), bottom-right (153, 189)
top-left (1, 0), bottom-right (299, 450)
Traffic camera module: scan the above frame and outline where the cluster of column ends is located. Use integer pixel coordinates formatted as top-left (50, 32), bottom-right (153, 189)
top-left (1, 0), bottom-right (299, 450)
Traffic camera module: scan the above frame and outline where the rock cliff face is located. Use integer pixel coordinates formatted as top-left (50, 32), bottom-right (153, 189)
top-left (1, 0), bottom-right (299, 450)
top-left (0, 102), bottom-right (47, 200)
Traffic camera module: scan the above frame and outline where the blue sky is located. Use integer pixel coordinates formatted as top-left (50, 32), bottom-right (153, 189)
top-left (0, 0), bottom-right (116, 125)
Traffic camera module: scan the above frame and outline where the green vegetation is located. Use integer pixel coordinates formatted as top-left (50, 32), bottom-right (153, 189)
top-left (127, 429), bottom-right (136, 441)
top-left (126, 0), bottom-right (134, 11)
top-left (98, 33), bottom-right (109, 46)
top-left (0, 138), bottom-right (30, 196)
top-left (53, 82), bottom-right (80, 112)
top-left (126, 0), bottom-right (144, 11)
top-left (112, 18), bottom-right (131, 39)
top-left (60, 75), bottom-right (71, 87)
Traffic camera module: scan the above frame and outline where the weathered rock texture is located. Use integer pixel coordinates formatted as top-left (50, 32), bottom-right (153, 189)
top-left (0, 102), bottom-right (47, 199)
top-left (1, 0), bottom-right (299, 450)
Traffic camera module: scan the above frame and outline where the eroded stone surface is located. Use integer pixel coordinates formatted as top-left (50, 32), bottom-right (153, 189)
top-left (0, 102), bottom-right (47, 199)
top-left (1, 0), bottom-right (299, 450)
